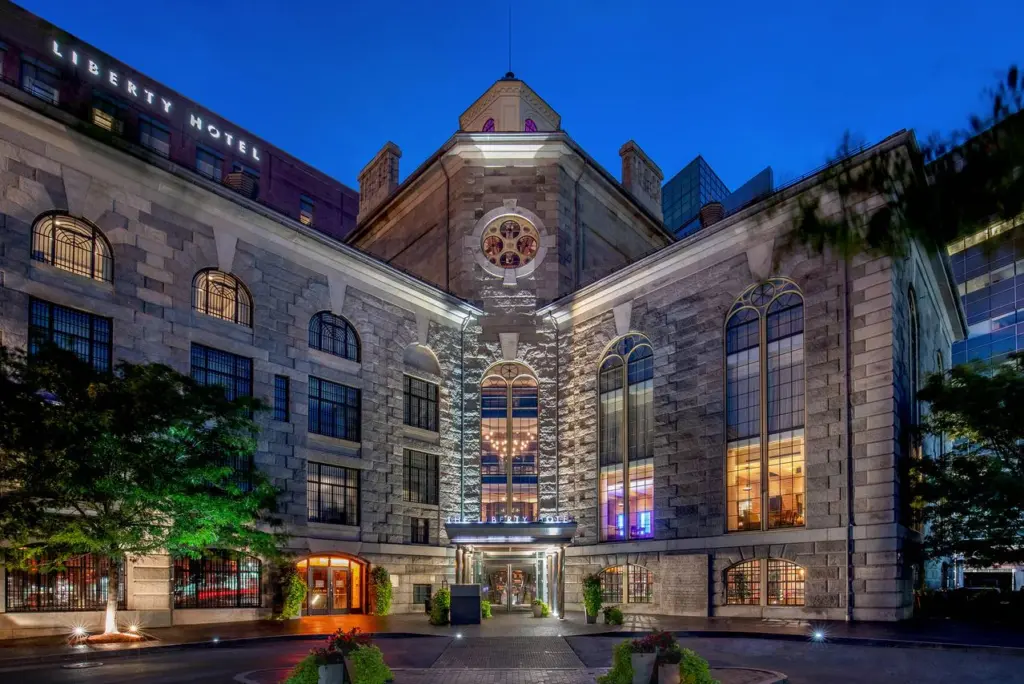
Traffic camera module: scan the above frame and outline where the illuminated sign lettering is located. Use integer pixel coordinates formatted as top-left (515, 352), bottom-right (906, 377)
top-left (445, 514), bottom-right (575, 524)
top-left (51, 41), bottom-right (172, 114)
top-left (51, 40), bottom-right (261, 163)
top-left (189, 114), bottom-right (261, 163)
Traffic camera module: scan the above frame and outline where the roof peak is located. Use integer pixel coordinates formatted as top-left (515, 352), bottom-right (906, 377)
top-left (458, 77), bottom-right (560, 133)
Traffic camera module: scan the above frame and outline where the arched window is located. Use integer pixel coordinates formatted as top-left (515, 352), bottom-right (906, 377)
top-left (598, 564), bottom-right (653, 604)
top-left (482, 118), bottom-right (495, 132)
top-left (725, 558), bottom-right (805, 606)
top-left (524, 118), bottom-right (537, 132)
top-left (598, 334), bottom-right (654, 541)
top-left (309, 311), bottom-right (360, 362)
top-left (31, 213), bottom-right (112, 282)
top-left (726, 278), bottom-right (805, 532)
top-left (193, 269), bottom-right (252, 327)
top-left (480, 362), bottom-right (538, 520)
top-left (909, 289), bottom-right (919, 425)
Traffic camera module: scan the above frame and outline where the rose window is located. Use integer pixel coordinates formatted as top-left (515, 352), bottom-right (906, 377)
top-left (481, 217), bottom-right (539, 269)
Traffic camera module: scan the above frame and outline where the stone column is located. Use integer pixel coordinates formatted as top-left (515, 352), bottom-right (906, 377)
top-left (455, 548), bottom-right (462, 585)
top-left (557, 548), bottom-right (566, 620)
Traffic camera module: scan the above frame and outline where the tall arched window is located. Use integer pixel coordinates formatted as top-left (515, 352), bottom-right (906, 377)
top-left (31, 213), bottom-right (113, 282)
top-left (909, 288), bottom-right (920, 425)
top-left (192, 269), bottom-right (252, 327)
top-left (480, 362), bottom-right (538, 520)
top-left (309, 311), bottom-right (360, 362)
top-left (598, 334), bottom-right (654, 541)
top-left (726, 278), bottom-right (805, 532)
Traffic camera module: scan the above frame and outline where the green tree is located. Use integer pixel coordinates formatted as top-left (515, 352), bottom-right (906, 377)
top-left (787, 66), bottom-right (1023, 260)
top-left (914, 356), bottom-right (1024, 566)
top-left (0, 345), bottom-right (283, 635)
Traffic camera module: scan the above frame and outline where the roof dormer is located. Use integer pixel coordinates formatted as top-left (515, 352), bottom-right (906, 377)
top-left (458, 73), bottom-right (560, 133)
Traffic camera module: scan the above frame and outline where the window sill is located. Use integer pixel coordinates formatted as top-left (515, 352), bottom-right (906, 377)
top-left (308, 348), bottom-right (361, 377)
top-left (726, 525), bottom-right (806, 534)
top-left (402, 425), bottom-right (440, 444)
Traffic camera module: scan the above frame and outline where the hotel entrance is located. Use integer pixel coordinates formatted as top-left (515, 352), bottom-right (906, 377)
top-left (297, 555), bottom-right (366, 615)
top-left (483, 562), bottom-right (538, 612)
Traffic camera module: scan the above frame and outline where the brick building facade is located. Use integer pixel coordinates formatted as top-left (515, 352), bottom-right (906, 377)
top-left (0, 3), bottom-right (964, 639)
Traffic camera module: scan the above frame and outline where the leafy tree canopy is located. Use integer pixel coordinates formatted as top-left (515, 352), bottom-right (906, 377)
top-left (914, 355), bottom-right (1024, 566)
top-left (791, 66), bottom-right (1023, 259)
top-left (0, 345), bottom-right (284, 630)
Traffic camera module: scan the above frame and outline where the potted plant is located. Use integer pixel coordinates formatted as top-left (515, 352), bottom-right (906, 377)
top-left (657, 643), bottom-right (683, 684)
top-left (311, 627), bottom-right (371, 684)
top-left (628, 635), bottom-right (657, 684)
top-left (429, 587), bottom-right (451, 625)
top-left (582, 573), bottom-right (603, 624)
top-left (603, 605), bottom-right (624, 625)
top-left (481, 599), bottom-right (492, 619)
top-left (531, 599), bottom-right (550, 618)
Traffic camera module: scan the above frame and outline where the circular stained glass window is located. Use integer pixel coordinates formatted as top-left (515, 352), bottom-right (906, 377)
top-left (482, 216), bottom-right (540, 269)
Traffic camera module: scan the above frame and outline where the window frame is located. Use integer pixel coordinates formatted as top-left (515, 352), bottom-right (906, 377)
top-left (190, 343), bottom-right (253, 402)
top-left (725, 278), bottom-right (806, 533)
top-left (410, 517), bottom-right (430, 544)
top-left (413, 583), bottom-right (432, 605)
top-left (597, 334), bottom-right (655, 542)
top-left (273, 374), bottom-right (290, 422)
top-left (597, 564), bottom-right (653, 604)
top-left (480, 362), bottom-right (539, 521)
top-left (308, 311), bottom-right (360, 362)
top-left (724, 558), bottom-right (805, 607)
top-left (308, 376), bottom-right (361, 441)
top-left (404, 375), bottom-right (439, 432)
top-left (172, 552), bottom-right (262, 609)
top-left (4, 553), bottom-right (125, 613)
top-left (307, 461), bottom-right (360, 526)
top-left (299, 195), bottom-right (315, 226)
top-left (31, 213), bottom-right (113, 283)
top-left (91, 92), bottom-right (126, 135)
top-left (20, 56), bottom-right (60, 105)
top-left (192, 269), bottom-right (253, 327)
top-left (195, 144), bottom-right (223, 182)
top-left (29, 297), bottom-right (113, 373)
top-left (138, 114), bottom-right (171, 157)
top-left (403, 449), bottom-right (439, 505)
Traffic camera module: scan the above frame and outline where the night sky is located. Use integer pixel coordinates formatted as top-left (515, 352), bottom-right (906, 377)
top-left (16, 0), bottom-right (1024, 191)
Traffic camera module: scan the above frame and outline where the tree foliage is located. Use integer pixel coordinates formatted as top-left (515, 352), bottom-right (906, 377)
top-left (0, 345), bottom-right (283, 629)
top-left (790, 66), bottom-right (1024, 259)
top-left (914, 356), bottom-right (1024, 566)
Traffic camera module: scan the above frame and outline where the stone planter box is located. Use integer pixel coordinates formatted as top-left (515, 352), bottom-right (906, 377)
top-left (631, 652), bottom-right (656, 684)
top-left (318, 662), bottom-right (347, 684)
top-left (658, 662), bottom-right (681, 684)
top-left (585, 612), bottom-right (597, 624)
top-left (533, 604), bottom-right (544, 618)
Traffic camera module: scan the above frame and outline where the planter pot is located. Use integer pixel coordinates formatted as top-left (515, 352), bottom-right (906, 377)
top-left (533, 604), bottom-right (544, 618)
top-left (318, 662), bottom-right (347, 684)
top-left (658, 662), bottom-right (681, 684)
top-left (630, 652), bottom-right (656, 684)
top-left (585, 612), bottom-right (597, 624)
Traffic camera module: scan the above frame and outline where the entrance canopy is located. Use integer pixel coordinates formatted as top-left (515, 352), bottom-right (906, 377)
top-left (444, 519), bottom-right (577, 548)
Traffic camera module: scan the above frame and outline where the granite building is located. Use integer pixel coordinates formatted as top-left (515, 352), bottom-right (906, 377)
top-left (0, 2), bottom-right (964, 639)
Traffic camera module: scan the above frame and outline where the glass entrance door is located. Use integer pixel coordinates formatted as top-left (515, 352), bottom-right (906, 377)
top-left (302, 557), bottom-right (358, 615)
top-left (483, 563), bottom-right (537, 612)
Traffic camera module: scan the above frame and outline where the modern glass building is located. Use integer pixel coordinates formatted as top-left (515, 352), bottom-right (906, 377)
top-left (947, 217), bottom-right (1024, 365)
top-left (662, 157), bottom-right (773, 239)
top-left (662, 156), bottom-right (730, 238)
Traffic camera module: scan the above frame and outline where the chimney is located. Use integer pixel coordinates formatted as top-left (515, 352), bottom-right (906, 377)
top-left (619, 140), bottom-right (664, 222)
top-left (357, 142), bottom-right (402, 222)
top-left (699, 201), bottom-right (725, 229)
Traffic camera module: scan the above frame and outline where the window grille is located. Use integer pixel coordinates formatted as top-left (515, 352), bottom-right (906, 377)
top-left (404, 375), bottom-right (439, 431)
top-left (29, 298), bottom-right (112, 372)
top-left (307, 461), bottom-right (360, 525)
top-left (308, 377), bottom-right (360, 441)
top-left (5, 553), bottom-right (125, 613)
top-left (31, 213), bottom-right (113, 282)
top-left (173, 552), bottom-right (261, 609)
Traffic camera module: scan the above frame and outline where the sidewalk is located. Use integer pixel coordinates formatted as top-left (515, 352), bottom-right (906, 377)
top-left (0, 611), bottom-right (1021, 666)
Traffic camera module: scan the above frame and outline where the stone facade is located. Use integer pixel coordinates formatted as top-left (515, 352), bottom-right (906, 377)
top-left (0, 67), bottom-right (964, 638)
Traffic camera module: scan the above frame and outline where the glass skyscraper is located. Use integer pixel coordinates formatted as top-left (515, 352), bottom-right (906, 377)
top-left (948, 217), bottom-right (1024, 365)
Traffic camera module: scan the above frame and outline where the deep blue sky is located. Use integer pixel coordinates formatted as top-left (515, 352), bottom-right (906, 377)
top-left (17, 0), bottom-right (1024, 191)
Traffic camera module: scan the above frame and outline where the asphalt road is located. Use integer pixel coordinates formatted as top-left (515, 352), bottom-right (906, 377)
top-left (568, 635), bottom-right (1024, 684)
top-left (3, 634), bottom-right (1023, 684)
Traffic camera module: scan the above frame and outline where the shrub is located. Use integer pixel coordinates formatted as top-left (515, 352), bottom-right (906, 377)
top-left (369, 566), bottom-right (392, 616)
top-left (282, 569), bottom-right (307, 619)
top-left (582, 573), bottom-right (603, 617)
top-left (321, 627), bottom-right (371, 658)
top-left (603, 606), bottom-right (624, 625)
top-left (282, 653), bottom-right (319, 684)
top-left (481, 599), bottom-right (492, 619)
top-left (597, 639), bottom-right (633, 684)
top-left (429, 587), bottom-right (451, 625)
top-left (680, 648), bottom-right (718, 684)
top-left (347, 644), bottom-right (393, 684)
